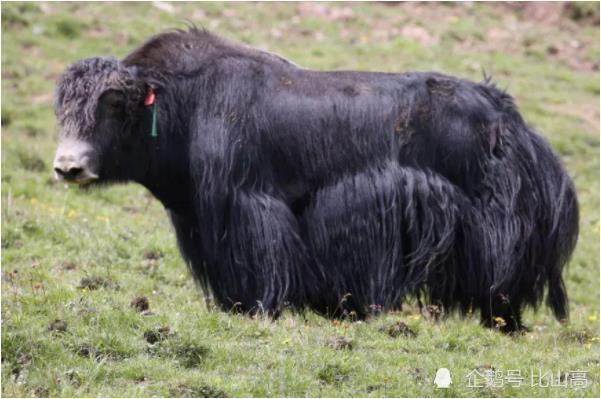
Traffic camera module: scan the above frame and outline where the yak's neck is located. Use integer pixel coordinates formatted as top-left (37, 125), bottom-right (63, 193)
top-left (133, 84), bottom-right (195, 213)
top-left (138, 131), bottom-right (193, 214)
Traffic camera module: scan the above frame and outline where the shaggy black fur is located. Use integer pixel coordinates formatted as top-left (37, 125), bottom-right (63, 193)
top-left (54, 29), bottom-right (578, 332)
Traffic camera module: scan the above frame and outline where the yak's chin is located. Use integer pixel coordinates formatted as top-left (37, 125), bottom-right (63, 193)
top-left (54, 170), bottom-right (99, 185)
top-left (53, 173), bottom-right (103, 190)
top-left (78, 175), bottom-right (133, 191)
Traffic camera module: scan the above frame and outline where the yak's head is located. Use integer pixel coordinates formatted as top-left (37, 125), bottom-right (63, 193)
top-left (53, 57), bottom-right (149, 185)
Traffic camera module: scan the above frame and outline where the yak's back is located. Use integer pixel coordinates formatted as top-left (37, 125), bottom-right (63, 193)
top-left (123, 28), bottom-right (294, 75)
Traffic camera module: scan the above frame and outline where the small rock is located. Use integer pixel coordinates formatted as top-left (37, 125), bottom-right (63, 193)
top-left (130, 296), bottom-right (150, 312)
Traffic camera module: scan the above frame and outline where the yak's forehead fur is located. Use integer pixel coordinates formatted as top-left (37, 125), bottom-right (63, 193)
top-left (55, 57), bottom-right (143, 136)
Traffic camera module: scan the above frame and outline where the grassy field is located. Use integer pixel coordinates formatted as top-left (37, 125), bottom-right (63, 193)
top-left (1, 2), bottom-right (599, 397)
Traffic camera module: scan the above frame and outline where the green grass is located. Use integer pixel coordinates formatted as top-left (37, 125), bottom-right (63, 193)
top-left (1, 2), bottom-right (599, 397)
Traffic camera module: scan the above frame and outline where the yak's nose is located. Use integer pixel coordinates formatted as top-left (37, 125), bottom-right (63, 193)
top-left (54, 155), bottom-right (84, 181)
top-left (54, 164), bottom-right (83, 181)
top-left (53, 154), bottom-right (98, 183)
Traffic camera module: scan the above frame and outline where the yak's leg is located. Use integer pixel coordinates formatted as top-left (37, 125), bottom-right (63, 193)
top-left (168, 210), bottom-right (216, 307)
top-left (302, 163), bottom-right (460, 318)
top-left (480, 294), bottom-right (525, 333)
top-left (188, 118), bottom-right (318, 315)
top-left (206, 191), bottom-right (315, 315)
top-left (302, 172), bottom-right (401, 318)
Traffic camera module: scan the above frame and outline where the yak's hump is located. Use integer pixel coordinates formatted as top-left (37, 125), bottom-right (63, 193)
top-left (123, 28), bottom-right (294, 74)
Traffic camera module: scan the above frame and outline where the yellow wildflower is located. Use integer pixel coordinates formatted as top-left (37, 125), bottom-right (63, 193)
top-left (494, 316), bottom-right (507, 327)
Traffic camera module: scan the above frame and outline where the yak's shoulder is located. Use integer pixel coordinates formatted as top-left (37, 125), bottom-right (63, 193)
top-left (122, 28), bottom-right (221, 72)
top-left (123, 28), bottom-right (295, 75)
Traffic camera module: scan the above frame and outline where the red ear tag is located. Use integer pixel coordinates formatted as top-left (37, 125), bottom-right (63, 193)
top-left (144, 89), bottom-right (155, 106)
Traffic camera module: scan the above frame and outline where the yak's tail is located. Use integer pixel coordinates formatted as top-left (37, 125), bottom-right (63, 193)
top-left (529, 132), bottom-right (579, 320)
top-left (473, 105), bottom-right (579, 323)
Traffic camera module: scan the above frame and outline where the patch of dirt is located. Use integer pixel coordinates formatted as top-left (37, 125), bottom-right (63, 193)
top-left (32, 387), bottom-right (49, 398)
top-left (64, 369), bottom-right (82, 387)
top-left (73, 343), bottom-right (128, 361)
top-left (400, 25), bottom-right (438, 46)
top-left (375, 2), bottom-right (599, 74)
top-left (564, 2), bottom-right (600, 25)
top-left (326, 335), bottom-right (353, 350)
top-left (75, 343), bottom-right (95, 358)
top-left (144, 326), bottom-right (173, 344)
top-left (143, 249), bottom-right (164, 260)
top-left (77, 276), bottom-right (111, 290)
top-left (169, 383), bottom-right (227, 398)
top-left (560, 327), bottom-right (597, 344)
top-left (544, 37), bottom-right (599, 73)
top-left (142, 249), bottom-right (164, 270)
top-left (130, 296), bottom-right (150, 312)
top-left (297, 3), bottom-right (355, 22)
top-left (177, 345), bottom-right (208, 368)
top-left (383, 321), bottom-right (417, 338)
top-left (317, 363), bottom-right (351, 385)
top-left (9, 353), bottom-right (32, 381)
top-left (509, 2), bottom-right (566, 25)
top-left (505, 2), bottom-right (599, 26)
top-left (150, 341), bottom-right (209, 368)
top-left (60, 261), bottom-right (77, 271)
top-left (65, 297), bottom-right (96, 316)
top-left (548, 103), bottom-right (600, 132)
top-left (48, 319), bottom-right (67, 334)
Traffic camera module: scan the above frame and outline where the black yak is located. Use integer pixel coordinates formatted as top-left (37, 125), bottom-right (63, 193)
top-left (53, 28), bottom-right (578, 332)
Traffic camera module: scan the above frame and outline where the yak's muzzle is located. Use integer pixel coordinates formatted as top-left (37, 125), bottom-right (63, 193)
top-left (53, 139), bottom-right (99, 184)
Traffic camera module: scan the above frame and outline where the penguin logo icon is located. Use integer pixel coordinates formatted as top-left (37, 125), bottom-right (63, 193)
top-left (434, 368), bottom-right (452, 388)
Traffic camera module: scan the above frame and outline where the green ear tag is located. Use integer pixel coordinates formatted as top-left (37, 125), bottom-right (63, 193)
top-left (151, 102), bottom-right (158, 139)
